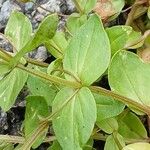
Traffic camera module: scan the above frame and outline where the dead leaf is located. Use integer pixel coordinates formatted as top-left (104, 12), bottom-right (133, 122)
top-left (93, 0), bottom-right (115, 20)
top-left (138, 47), bottom-right (150, 63)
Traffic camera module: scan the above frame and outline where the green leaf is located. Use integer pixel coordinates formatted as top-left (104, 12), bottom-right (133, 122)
top-left (0, 68), bottom-right (28, 111)
top-left (5, 11), bottom-right (32, 51)
top-left (47, 59), bottom-right (63, 77)
top-left (106, 26), bottom-right (141, 56)
top-left (45, 32), bottom-right (68, 58)
top-left (66, 13), bottom-right (87, 35)
top-left (118, 111), bottom-right (147, 139)
top-left (27, 75), bottom-right (57, 106)
top-left (148, 7), bottom-right (150, 19)
top-left (0, 141), bottom-right (14, 150)
top-left (49, 139), bottom-right (93, 150)
top-left (123, 143), bottom-right (150, 150)
top-left (97, 118), bottom-right (118, 134)
top-left (9, 14), bottom-right (58, 67)
top-left (81, 0), bottom-right (96, 13)
top-left (104, 133), bottom-right (125, 150)
top-left (52, 87), bottom-right (97, 150)
top-left (94, 93), bottom-right (124, 121)
top-left (48, 141), bottom-right (62, 150)
top-left (0, 62), bottom-right (10, 77)
top-left (74, 0), bottom-right (96, 13)
top-left (24, 96), bottom-right (49, 148)
top-left (64, 14), bottom-right (111, 85)
top-left (108, 50), bottom-right (150, 110)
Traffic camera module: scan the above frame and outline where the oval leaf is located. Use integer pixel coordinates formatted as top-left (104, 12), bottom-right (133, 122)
top-left (45, 32), bottom-right (68, 58)
top-left (94, 93), bottom-right (124, 121)
top-left (123, 143), bottom-right (150, 150)
top-left (0, 68), bottom-right (28, 111)
top-left (9, 14), bottom-right (58, 67)
top-left (66, 13), bottom-right (87, 35)
top-left (25, 96), bottom-right (49, 148)
top-left (64, 14), bottom-right (111, 85)
top-left (104, 133), bottom-right (125, 150)
top-left (118, 111), bottom-right (147, 139)
top-left (5, 11), bottom-right (32, 51)
top-left (97, 117), bottom-right (118, 134)
top-left (106, 26), bottom-right (141, 56)
top-left (108, 50), bottom-right (150, 108)
top-left (27, 75), bottom-right (58, 106)
top-left (52, 87), bottom-right (97, 150)
top-left (76, 0), bottom-right (96, 13)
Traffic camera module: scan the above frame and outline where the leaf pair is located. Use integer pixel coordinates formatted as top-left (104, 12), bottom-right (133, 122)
top-left (0, 11), bottom-right (59, 111)
top-left (52, 14), bottom-right (111, 150)
top-left (5, 11), bottom-right (58, 67)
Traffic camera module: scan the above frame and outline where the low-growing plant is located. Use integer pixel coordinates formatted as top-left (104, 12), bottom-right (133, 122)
top-left (0, 0), bottom-right (150, 149)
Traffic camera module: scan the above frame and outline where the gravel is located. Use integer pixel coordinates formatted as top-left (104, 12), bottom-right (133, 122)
top-left (0, 0), bottom-right (75, 61)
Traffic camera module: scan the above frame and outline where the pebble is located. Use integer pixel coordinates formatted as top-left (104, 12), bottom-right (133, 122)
top-left (0, 0), bottom-right (21, 30)
top-left (28, 46), bottom-right (48, 61)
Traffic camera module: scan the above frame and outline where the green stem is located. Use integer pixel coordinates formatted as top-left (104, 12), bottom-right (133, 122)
top-left (17, 63), bottom-right (150, 116)
top-left (0, 134), bottom-right (56, 144)
top-left (51, 68), bottom-right (81, 83)
top-left (0, 48), bottom-right (12, 61)
top-left (45, 89), bottom-right (79, 121)
top-left (26, 57), bottom-right (49, 68)
top-left (19, 122), bottom-right (49, 150)
top-left (90, 86), bottom-right (150, 116)
top-left (17, 63), bottom-right (81, 89)
top-left (0, 33), bottom-right (17, 53)
top-left (113, 132), bottom-right (124, 150)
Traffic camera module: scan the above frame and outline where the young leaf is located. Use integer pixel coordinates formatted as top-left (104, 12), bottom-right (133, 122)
top-left (47, 59), bottom-right (63, 77)
top-left (118, 111), bottom-right (147, 139)
top-left (27, 75), bottom-right (58, 106)
top-left (104, 133), bottom-right (125, 150)
top-left (52, 87), bottom-right (97, 150)
top-left (106, 26), bottom-right (141, 56)
top-left (97, 118), bottom-right (118, 134)
top-left (108, 50), bottom-right (150, 110)
top-left (0, 62), bottom-right (10, 77)
top-left (5, 11), bottom-right (32, 51)
top-left (123, 143), bottom-right (150, 150)
top-left (66, 13), bottom-right (87, 35)
top-left (45, 32), bottom-right (68, 58)
top-left (49, 139), bottom-right (93, 150)
top-left (0, 141), bottom-right (14, 150)
top-left (9, 14), bottom-right (58, 67)
top-left (64, 14), bottom-right (111, 85)
top-left (74, 0), bottom-right (96, 13)
top-left (48, 141), bottom-right (62, 150)
top-left (0, 68), bottom-right (28, 111)
top-left (24, 96), bottom-right (49, 148)
top-left (94, 93), bottom-right (124, 121)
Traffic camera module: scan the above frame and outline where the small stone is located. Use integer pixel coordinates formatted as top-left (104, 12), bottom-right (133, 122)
top-left (0, 0), bottom-right (5, 8)
top-left (0, 0), bottom-right (21, 30)
top-left (0, 39), bottom-right (13, 52)
top-left (66, 0), bottom-right (75, 14)
top-left (34, 13), bottom-right (45, 22)
top-left (0, 110), bottom-right (8, 134)
top-left (34, 46), bottom-right (48, 61)
top-left (28, 46), bottom-right (48, 61)
top-left (37, 0), bottom-right (61, 15)
top-left (25, 2), bottom-right (34, 12)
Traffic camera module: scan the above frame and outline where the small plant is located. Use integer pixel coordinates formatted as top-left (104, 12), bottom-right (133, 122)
top-left (0, 0), bottom-right (150, 149)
